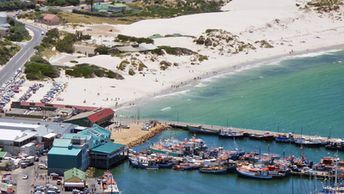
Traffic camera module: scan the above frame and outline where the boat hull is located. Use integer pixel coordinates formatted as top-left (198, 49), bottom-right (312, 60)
top-left (249, 135), bottom-right (274, 141)
top-left (187, 125), bottom-right (217, 135)
top-left (236, 168), bottom-right (273, 180)
top-left (199, 168), bottom-right (228, 174)
top-left (218, 133), bottom-right (245, 139)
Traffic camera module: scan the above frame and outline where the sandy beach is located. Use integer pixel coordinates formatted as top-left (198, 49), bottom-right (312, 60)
top-left (15, 0), bottom-right (344, 110)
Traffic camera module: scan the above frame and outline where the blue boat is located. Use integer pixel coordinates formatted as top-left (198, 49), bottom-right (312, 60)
top-left (275, 134), bottom-right (294, 143)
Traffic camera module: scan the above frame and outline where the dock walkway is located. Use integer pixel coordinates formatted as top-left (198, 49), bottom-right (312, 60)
top-left (163, 121), bottom-right (342, 144)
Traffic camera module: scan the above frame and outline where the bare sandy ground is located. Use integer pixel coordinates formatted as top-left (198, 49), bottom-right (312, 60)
top-left (16, 0), bottom-right (344, 109)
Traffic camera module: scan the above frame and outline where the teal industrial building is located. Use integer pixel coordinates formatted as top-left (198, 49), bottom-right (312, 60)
top-left (48, 125), bottom-right (127, 175)
top-left (90, 142), bottom-right (127, 169)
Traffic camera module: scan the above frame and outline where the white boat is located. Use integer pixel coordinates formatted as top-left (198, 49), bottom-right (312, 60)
top-left (236, 165), bottom-right (273, 180)
top-left (102, 171), bottom-right (120, 194)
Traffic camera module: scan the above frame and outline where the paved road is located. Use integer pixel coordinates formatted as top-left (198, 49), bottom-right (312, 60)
top-left (0, 22), bottom-right (44, 86)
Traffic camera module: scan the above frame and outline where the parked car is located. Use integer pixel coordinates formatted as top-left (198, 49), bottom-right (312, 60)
top-left (22, 175), bottom-right (28, 180)
top-left (38, 163), bottom-right (47, 169)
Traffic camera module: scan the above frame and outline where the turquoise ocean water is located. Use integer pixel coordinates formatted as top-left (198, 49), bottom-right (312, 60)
top-left (106, 50), bottom-right (344, 194)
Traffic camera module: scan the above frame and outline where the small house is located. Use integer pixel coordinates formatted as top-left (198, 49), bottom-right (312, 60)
top-left (42, 14), bottom-right (60, 25)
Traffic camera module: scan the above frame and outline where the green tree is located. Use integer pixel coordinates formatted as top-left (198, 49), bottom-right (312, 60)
top-left (95, 45), bottom-right (109, 55)
top-left (56, 33), bottom-right (76, 53)
top-left (7, 21), bottom-right (30, 42)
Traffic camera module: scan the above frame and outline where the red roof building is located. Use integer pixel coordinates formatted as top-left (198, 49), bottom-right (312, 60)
top-left (65, 108), bottom-right (115, 127)
top-left (42, 14), bottom-right (60, 25)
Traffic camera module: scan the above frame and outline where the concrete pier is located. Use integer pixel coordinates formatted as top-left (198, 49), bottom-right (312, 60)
top-left (164, 121), bottom-right (343, 144)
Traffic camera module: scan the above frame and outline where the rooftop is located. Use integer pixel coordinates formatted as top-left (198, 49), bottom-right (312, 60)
top-left (0, 129), bottom-right (37, 142)
top-left (0, 118), bottom-right (79, 135)
top-left (43, 133), bottom-right (57, 139)
top-left (65, 108), bottom-right (114, 123)
top-left (91, 142), bottom-right (124, 154)
top-left (53, 138), bottom-right (72, 148)
top-left (64, 168), bottom-right (86, 181)
top-left (48, 147), bottom-right (82, 156)
top-left (0, 151), bottom-right (8, 159)
top-left (43, 13), bottom-right (59, 21)
top-left (79, 125), bottom-right (111, 140)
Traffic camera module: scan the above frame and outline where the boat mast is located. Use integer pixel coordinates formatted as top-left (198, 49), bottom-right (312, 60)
top-left (291, 176), bottom-right (294, 194)
top-left (335, 150), bottom-right (338, 187)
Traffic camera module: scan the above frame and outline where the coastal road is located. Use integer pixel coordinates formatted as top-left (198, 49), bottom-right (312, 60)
top-left (0, 22), bottom-right (44, 86)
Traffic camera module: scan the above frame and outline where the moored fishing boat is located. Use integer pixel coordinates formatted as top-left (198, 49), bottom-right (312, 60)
top-left (236, 164), bottom-right (273, 180)
top-left (128, 156), bottom-right (148, 169)
top-left (149, 138), bottom-right (184, 157)
top-left (326, 141), bottom-right (344, 151)
top-left (128, 155), bottom-right (159, 169)
top-left (275, 134), bottom-right (294, 143)
top-left (319, 185), bottom-right (344, 194)
top-left (173, 162), bottom-right (200, 171)
top-left (187, 125), bottom-right (217, 135)
top-left (266, 165), bottom-right (289, 178)
top-left (218, 129), bottom-right (245, 139)
top-left (101, 171), bottom-right (120, 194)
top-left (294, 137), bottom-right (323, 147)
top-left (249, 133), bottom-right (274, 141)
top-left (199, 165), bottom-right (229, 174)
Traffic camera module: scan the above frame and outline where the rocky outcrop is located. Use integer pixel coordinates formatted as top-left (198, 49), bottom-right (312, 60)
top-left (194, 29), bottom-right (257, 55)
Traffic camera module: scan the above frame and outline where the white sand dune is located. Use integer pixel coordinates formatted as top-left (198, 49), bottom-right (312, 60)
top-left (119, 0), bottom-right (297, 37)
top-left (21, 0), bottom-right (344, 109)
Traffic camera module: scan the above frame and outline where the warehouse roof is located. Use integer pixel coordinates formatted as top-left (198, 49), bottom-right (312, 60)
top-left (48, 147), bottom-right (81, 156)
top-left (78, 125), bottom-right (111, 140)
top-left (0, 118), bottom-right (78, 135)
top-left (91, 142), bottom-right (124, 154)
top-left (64, 168), bottom-right (86, 182)
top-left (88, 108), bottom-right (114, 123)
top-left (0, 129), bottom-right (37, 142)
top-left (43, 133), bottom-right (57, 139)
top-left (65, 108), bottom-right (114, 123)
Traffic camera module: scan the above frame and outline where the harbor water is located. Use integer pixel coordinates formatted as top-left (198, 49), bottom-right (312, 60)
top-left (110, 50), bottom-right (344, 193)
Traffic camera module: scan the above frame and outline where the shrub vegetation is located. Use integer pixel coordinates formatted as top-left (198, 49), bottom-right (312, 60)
top-left (25, 55), bottom-right (60, 80)
top-left (65, 63), bottom-right (124, 79)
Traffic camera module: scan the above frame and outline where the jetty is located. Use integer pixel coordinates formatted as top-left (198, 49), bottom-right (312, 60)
top-left (110, 121), bottom-right (168, 148)
top-left (164, 121), bottom-right (343, 145)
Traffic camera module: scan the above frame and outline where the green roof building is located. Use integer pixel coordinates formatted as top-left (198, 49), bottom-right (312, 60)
top-left (64, 168), bottom-right (86, 182)
top-left (63, 168), bottom-right (86, 191)
top-left (48, 124), bottom-right (113, 175)
top-left (48, 147), bottom-right (84, 175)
top-left (92, 2), bottom-right (127, 13)
top-left (90, 142), bottom-right (127, 169)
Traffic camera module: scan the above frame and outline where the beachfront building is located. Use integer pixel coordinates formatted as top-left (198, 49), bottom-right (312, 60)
top-left (48, 124), bottom-right (112, 175)
top-left (65, 108), bottom-right (115, 127)
top-left (63, 168), bottom-right (86, 191)
top-left (90, 142), bottom-right (127, 169)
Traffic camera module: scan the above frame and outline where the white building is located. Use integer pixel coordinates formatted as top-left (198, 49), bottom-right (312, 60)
top-left (0, 118), bottom-right (82, 155)
top-left (0, 12), bottom-right (9, 37)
